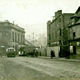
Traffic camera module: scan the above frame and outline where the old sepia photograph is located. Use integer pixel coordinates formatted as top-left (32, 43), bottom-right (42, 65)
top-left (0, 0), bottom-right (80, 80)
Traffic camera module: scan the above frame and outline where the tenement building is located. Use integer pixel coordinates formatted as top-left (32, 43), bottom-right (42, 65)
top-left (68, 6), bottom-right (80, 55)
top-left (47, 10), bottom-right (74, 57)
top-left (0, 20), bottom-right (25, 54)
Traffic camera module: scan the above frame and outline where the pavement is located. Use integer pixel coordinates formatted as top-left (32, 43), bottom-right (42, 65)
top-left (38, 56), bottom-right (80, 62)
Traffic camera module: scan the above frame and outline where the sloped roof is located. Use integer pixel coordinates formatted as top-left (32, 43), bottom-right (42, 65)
top-left (76, 6), bottom-right (80, 13)
top-left (70, 6), bottom-right (80, 19)
top-left (25, 39), bottom-right (34, 46)
top-left (25, 39), bottom-right (39, 48)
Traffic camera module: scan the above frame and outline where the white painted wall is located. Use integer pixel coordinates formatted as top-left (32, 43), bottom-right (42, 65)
top-left (47, 46), bottom-right (60, 57)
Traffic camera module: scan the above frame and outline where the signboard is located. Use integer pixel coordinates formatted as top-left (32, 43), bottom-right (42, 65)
top-left (1, 46), bottom-right (4, 48)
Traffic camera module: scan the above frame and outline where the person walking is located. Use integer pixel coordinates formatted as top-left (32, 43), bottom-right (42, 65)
top-left (51, 50), bottom-right (55, 58)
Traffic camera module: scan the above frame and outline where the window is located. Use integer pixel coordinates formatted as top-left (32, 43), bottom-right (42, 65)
top-left (21, 34), bottom-right (22, 43)
top-left (15, 33), bottom-right (16, 42)
top-left (55, 31), bottom-right (57, 38)
top-left (12, 32), bottom-right (14, 42)
top-left (59, 17), bottom-right (61, 22)
top-left (49, 34), bottom-right (51, 40)
top-left (22, 34), bottom-right (24, 43)
top-left (60, 29), bottom-right (61, 36)
top-left (73, 32), bottom-right (76, 39)
top-left (18, 34), bottom-right (19, 42)
top-left (49, 25), bottom-right (50, 30)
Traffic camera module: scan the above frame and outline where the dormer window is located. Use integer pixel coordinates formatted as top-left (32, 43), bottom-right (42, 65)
top-left (75, 17), bottom-right (79, 23)
top-left (71, 18), bottom-right (74, 25)
top-left (71, 17), bottom-right (79, 25)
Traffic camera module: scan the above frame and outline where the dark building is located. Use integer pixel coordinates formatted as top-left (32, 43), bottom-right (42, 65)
top-left (68, 6), bottom-right (80, 56)
top-left (0, 20), bottom-right (25, 55)
top-left (47, 10), bottom-right (74, 57)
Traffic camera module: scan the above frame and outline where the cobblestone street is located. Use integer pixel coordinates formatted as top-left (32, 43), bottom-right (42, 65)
top-left (0, 56), bottom-right (80, 80)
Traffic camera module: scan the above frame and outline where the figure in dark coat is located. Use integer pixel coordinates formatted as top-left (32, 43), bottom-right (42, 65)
top-left (65, 50), bottom-right (70, 59)
top-left (51, 50), bottom-right (55, 58)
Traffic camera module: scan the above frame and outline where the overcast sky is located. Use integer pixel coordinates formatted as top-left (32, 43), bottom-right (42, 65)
top-left (0, 0), bottom-right (80, 38)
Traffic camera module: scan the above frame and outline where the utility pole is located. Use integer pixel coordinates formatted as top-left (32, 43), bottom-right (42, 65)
top-left (32, 32), bottom-right (34, 45)
top-left (28, 35), bottom-right (30, 41)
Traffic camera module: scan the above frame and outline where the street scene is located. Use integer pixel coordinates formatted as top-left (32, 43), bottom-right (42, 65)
top-left (0, 0), bottom-right (80, 80)
top-left (0, 56), bottom-right (80, 80)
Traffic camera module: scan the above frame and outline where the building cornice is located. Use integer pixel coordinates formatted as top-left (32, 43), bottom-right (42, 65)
top-left (0, 21), bottom-right (25, 33)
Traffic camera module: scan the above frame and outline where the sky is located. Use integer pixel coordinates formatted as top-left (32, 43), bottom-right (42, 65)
top-left (0, 0), bottom-right (80, 39)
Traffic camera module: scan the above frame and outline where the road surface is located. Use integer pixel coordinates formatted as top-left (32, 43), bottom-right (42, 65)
top-left (0, 56), bottom-right (80, 80)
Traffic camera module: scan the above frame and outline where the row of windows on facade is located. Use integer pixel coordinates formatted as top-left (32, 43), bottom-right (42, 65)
top-left (49, 17), bottom-right (61, 30)
top-left (49, 16), bottom-right (79, 31)
top-left (12, 32), bottom-right (25, 43)
top-left (49, 30), bottom-right (76, 41)
top-left (0, 32), bottom-right (25, 43)
top-left (48, 29), bottom-right (62, 40)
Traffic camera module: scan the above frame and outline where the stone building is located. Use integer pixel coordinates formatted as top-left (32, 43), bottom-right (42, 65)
top-left (68, 6), bottom-right (80, 56)
top-left (0, 20), bottom-right (25, 54)
top-left (47, 10), bottom-right (74, 57)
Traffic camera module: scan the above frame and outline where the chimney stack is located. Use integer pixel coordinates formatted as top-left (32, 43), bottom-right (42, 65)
top-left (13, 21), bottom-right (14, 24)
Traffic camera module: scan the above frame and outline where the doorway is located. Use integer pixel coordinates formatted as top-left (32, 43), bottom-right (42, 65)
top-left (73, 46), bottom-right (76, 55)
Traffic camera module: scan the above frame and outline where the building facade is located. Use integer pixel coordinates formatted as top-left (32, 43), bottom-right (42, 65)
top-left (47, 10), bottom-right (74, 57)
top-left (68, 6), bottom-right (80, 55)
top-left (0, 20), bottom-right (25, 54)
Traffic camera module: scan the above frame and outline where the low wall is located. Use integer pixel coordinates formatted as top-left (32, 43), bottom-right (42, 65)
top-left (38, 48), bottom-right (47, 56)
top-left (38, 46), bottom-right (60, 57)
top-left (46, 46), bottom-right (60, 57)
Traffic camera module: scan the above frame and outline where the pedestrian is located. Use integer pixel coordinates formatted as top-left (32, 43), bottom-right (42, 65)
top-left (52, 50), bottom-right (55, 57)
top-left (66, 50), bottom-right (70, 59)
top-left (50, 49), bottom-right (55, 58)
top-left (35, 50), bottom-right (38, 57)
